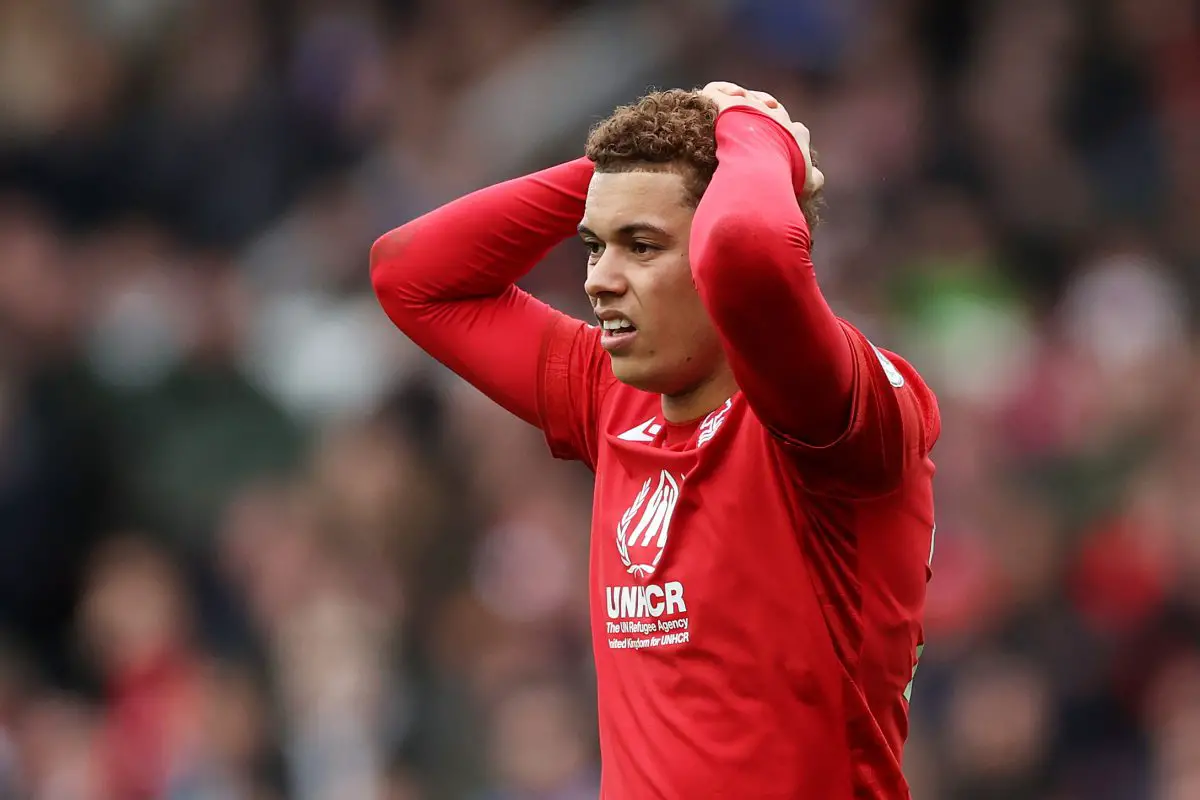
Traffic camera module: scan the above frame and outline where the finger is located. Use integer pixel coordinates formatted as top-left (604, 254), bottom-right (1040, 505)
top-left (808, 167), bottom-right (825, 195)
top-left (749, 90), bottom-right (779, 109)
top-left (790, 121), bottom-right (810, 146)
top-left (702, 81), bottom-right (746, 97)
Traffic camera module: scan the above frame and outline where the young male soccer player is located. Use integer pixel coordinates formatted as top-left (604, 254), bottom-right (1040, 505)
top-left (371, 82), bottom-right (940, 798)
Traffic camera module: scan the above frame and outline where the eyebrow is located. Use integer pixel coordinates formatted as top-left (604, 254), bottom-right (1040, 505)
top-left (577, 222), bottom-right (671, 239)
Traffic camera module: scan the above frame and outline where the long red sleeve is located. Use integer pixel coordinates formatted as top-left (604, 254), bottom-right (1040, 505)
top-left (691, 107), bottom-right (937, 495)
top-left (370, 158), bottom-right (594, 427)
top-left (690, 107), bottom-right (855, 447)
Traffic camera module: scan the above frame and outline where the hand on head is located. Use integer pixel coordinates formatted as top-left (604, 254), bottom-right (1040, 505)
top-left (698, 82), bottom-right (825, 198)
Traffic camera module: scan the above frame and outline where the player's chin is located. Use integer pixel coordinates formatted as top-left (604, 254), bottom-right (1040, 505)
top-left (610, 354), bottom-right (680, 394)
top-left (610, 354), bottom-right (653, 389)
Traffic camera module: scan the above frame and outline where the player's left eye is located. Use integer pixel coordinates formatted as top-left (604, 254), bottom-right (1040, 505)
top-left (631, 242), bottom-right (656, 256)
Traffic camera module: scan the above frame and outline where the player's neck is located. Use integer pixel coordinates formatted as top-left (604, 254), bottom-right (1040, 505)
top-left (660, 366), bottom-right (738, 423)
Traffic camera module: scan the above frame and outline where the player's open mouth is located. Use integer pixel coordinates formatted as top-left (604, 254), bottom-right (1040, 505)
top-left (600, 318), bottom-right (636, 333)
top-left (599, 317), bottom-right (638, 352)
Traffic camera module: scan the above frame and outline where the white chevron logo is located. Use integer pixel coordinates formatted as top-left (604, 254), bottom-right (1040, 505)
top-left (617, 417), bottom-right (660, 442)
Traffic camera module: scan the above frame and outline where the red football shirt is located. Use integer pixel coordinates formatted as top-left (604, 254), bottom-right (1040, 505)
top-left (372, 106), bottom-right (940, 798)
top-left (539, 315), bottom-right (937, 799)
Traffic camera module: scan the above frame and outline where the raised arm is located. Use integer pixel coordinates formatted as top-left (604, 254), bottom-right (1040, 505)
top-left (690, 106), bottom-right (854, 442)
top-left (371, 158), bottom-right (608, 460)
top-left (690, 100), bottom-right (936, 495)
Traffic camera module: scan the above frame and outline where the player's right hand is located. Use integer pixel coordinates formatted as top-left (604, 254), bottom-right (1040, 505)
top-left (699, 82), bottom-right (824, 197)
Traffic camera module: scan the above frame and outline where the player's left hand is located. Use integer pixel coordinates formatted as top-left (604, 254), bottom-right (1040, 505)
top-left (699, 81), bottom-right (824, 197)
top-left (700, 81), bottom-right (791, 125)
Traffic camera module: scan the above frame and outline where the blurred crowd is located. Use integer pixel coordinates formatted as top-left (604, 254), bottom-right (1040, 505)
top-left (0, 0), bottom-right (1198, 798)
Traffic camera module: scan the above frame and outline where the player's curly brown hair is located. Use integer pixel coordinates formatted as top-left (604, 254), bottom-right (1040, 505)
top-left (585, 88), bottom-right (822, 226)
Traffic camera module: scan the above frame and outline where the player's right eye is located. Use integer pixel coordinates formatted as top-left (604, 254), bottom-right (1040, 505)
top-left (583, 240), bottom-right (604, 258)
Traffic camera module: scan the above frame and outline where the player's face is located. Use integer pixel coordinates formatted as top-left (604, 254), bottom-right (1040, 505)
top-left (580, 168), bottom-right (726, 396)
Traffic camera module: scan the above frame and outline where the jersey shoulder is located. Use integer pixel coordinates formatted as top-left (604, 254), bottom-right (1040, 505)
top-left (841, 319), bottom-right (941, 450)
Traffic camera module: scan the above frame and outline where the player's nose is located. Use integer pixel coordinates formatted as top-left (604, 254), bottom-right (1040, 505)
top-left (584, 252), bottom-right (627, 298)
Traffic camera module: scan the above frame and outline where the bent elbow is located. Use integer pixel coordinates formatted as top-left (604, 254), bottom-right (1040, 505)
top-left (370, 223), bottom-right (434, 330)
top-left (369, 225), bottom-right (413, 299)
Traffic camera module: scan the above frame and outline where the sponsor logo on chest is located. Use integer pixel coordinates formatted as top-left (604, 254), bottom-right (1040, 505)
top-left (605, 469), bottom-right (691, 650)
top-left (615, 470), bottom-right (679, 578)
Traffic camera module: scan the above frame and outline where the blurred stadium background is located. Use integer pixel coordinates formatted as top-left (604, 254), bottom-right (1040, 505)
top-left (0, 0), bottom-right (1198, 797)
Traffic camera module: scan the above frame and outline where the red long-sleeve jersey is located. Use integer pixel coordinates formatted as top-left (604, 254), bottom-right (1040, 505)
top-left (372, 107), bottom-right (940, 799)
